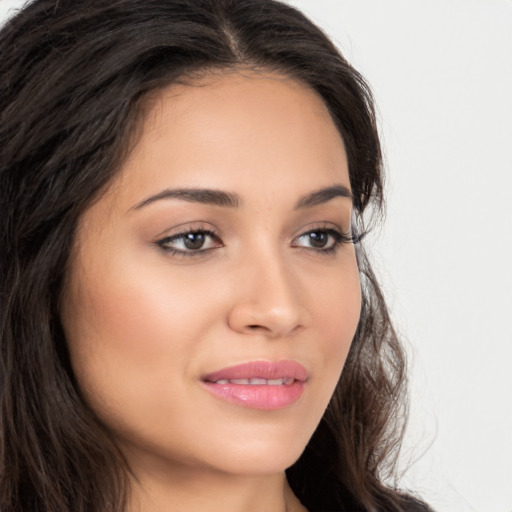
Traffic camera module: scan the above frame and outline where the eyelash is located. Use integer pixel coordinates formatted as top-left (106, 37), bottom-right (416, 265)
top-left (155, 226), bottom-right (362, 258)
top-left (292, 228), bottom-right (357, 255)
top-left (155, 228), bottom-right (222, 257)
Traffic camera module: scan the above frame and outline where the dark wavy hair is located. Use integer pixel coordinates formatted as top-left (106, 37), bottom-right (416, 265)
top-left (0, 1), bottom-right (428, 511)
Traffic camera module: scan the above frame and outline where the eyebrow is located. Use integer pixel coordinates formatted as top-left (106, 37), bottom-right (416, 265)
top-left (131, 188), bottom-right (241, 210)
top-left (131, 184), bottom-right (352, 211)
top-left (294, 184), bottom-right (352, 209)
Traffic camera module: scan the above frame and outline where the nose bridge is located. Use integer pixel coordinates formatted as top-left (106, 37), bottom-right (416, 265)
top-left (252, 247), bottom-right (297, 310)
top-left (228, 241), bottom-right (305, 337)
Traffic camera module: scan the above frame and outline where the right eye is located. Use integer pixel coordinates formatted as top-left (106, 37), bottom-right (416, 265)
top-left (156, 229), bottom-right (223, 255)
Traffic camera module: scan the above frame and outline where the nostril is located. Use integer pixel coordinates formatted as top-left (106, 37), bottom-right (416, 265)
top-left (247, 324), bottom-right (273, 333)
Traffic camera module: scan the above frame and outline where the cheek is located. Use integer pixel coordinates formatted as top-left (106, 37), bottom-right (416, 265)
top-left (311, 261), bottom-right (361, 382)
top-left (60, 252), bottom-right (219, 420)
top-left (65, 253), bottom-right (213, 359)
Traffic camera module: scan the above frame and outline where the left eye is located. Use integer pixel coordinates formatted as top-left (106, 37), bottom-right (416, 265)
top-left (292, 229), bottom-right (347, 251)
top-left (157, 230), bottom-right (222, 253)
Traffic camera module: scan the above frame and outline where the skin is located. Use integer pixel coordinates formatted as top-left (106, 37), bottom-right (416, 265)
top-left (61, 70), bottom-right (362, 512)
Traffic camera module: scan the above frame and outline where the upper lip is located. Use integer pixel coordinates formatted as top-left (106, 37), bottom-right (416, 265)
top-left (202, 360), bottom-right (308, 383)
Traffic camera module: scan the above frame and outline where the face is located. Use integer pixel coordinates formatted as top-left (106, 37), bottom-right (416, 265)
top-left (61, 71), bottom-right (361, 479)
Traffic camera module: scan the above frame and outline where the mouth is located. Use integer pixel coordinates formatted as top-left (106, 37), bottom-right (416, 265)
top-left (201, 360), bottom-right (308, 410)
top-left (208, 377), bottom-right (295, 385)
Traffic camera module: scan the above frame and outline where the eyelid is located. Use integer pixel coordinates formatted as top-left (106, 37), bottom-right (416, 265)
top-left (290, 222), bottom-right (360, 254)
top-left (292, 228), bottom-right (348, 247)
top-left (291, 222), bottom-right (349, 241)
top-left (154, 224), bottom-right (223, 256)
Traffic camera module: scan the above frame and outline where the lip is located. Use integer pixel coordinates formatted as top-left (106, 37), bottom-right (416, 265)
top-left (201, 360), bottom-right (308, 410)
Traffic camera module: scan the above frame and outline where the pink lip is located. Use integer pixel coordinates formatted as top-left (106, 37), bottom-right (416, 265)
top-left (201, 360), bottom-right (308, 410)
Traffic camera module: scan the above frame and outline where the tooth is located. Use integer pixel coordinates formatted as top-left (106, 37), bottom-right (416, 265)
top-left (284, 378), bottom-right (294, 385)
top-left (267, 378), bottom-right (284, 385)
top-left (249, 378), bottom-right (267, 385)
top-left (216, 379), bottom-right (229, 384)
top-left (230, 379), bottom-right (250, 384)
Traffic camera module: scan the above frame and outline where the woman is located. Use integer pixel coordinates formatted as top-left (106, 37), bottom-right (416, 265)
top-left (0, 1), bottom-right (431, 511)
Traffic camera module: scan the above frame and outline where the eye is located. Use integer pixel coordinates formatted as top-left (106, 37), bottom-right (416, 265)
top-left (292, 228), bottom-right (353, 253)
top-left (156, 229), bottom-right (222, 255)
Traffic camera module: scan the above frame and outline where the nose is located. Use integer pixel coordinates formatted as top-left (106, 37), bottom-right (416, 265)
top-left (227, 252), bottom-right (307, 338)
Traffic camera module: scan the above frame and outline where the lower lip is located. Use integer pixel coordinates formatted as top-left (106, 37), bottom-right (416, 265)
top-left (202, 381), bottom-right (305, 410)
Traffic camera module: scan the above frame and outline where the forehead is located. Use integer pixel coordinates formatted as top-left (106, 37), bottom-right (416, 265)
top-left (110, 70), bottom-right (349, 209)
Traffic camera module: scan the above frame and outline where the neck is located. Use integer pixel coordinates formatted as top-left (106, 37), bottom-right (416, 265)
top-left (126, 462), bottom-right (307, 512)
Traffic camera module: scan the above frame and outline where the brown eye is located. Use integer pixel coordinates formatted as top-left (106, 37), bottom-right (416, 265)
top-left (293, 229), bottom-right (338, 250)
top-left (307, 231), bottom-right (329, 248)
top-left (292, 228), bottom-right (352, 254)
top-left (157, 229), bottom-right (222, 255)
top-left (183, 232), bottom-right (206, 250)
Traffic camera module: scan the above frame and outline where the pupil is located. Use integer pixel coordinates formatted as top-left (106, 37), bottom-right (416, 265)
top-left (309, 232), bottom-right (327, 248)
top-left (184, 233), bottom-right (205, 250)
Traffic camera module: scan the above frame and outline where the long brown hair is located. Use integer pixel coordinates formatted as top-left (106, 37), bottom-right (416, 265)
top-left (0, 1), bottom-right (427, 510)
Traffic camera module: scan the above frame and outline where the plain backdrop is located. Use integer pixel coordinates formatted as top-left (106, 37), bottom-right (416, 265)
top-left (1, 1), bottom-right (511, 511)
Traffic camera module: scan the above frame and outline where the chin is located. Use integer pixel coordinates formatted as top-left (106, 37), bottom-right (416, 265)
top-left (212, 442), bottom-right (306, 476)
top-left (116, 412), bottom-right (316, 479)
